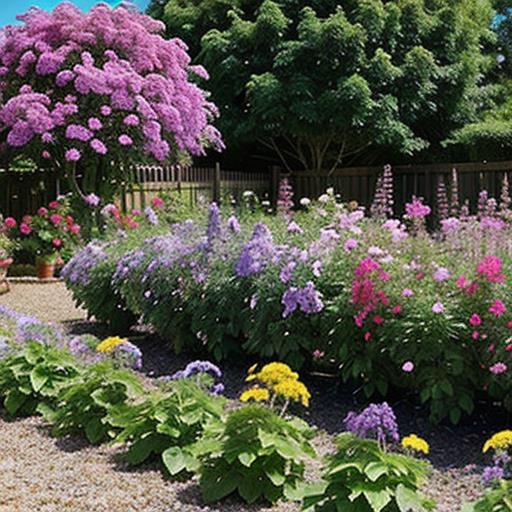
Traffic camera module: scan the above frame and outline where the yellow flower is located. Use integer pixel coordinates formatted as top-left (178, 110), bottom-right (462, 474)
top-left (240, 387), bottom-right (270, 403)
top-left (247, 363), bottom-right (258, 375)
top-left (401, 434), bottom-right (430, 455)
top-left (273, 378), bottom-right (311, 407)
top-left (246, 362), bottom-right (299, 387)
top-left (96, 336), bottom-right (127, 353)
top-left (483, 430), bottom-right (512, 453)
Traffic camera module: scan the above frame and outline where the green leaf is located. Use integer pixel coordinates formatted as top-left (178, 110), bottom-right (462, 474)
top-left (363, 489), bottom-right (391, 512)
top-left (85, 417), bottom-right (106, 444)
top-left (364, 462), bottom-right (388, 482)
top-left (162, 447), bottom-right (187, 475)
top-left (238, 452), bottom-right (257, 467)
top-left (238, 476), bottom-right (262, 504)
top-left (396, 484), bottom-right (427, 512)
top-left (4, 389), bottom-right (26, 415)
top-left (30, 365), bottom-right (49, 392)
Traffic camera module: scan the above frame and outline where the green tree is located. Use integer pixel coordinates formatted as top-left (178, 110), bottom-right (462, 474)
top-left (151, 0), bottom-right (496, 171)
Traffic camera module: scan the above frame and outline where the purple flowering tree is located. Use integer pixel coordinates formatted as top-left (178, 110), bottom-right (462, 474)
top-left (0, 2), bottom-right (223, 204)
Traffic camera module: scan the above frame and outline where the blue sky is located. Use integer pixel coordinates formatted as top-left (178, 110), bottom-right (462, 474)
top-left (1, 1), bottom-right (150, 27)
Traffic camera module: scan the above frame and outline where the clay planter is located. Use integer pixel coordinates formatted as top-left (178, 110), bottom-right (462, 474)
top-left (0, 257), bottom-right (13, 294)
top-left (35, 257), bottom-right (56, 280)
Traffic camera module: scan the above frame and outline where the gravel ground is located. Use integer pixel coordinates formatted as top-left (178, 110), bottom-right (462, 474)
top-left (0, 282), bottom-right (507, 511)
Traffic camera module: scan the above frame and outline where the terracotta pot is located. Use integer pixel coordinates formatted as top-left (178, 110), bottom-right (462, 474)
top-left (0, 257), bottom-right (12, 294)
top-left (36, 257), bottom-right (55, 280)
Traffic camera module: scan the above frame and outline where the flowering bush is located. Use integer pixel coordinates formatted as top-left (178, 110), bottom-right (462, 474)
top-left (0, 2), bottom-right (223, 203)
top-left (63, 188), bottom-right (512, 423)
top-left (3, 197), bottom-right (81, 263)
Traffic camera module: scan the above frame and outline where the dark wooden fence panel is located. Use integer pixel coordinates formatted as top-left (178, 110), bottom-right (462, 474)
top-left (0, 170), bottom-right (59, 219)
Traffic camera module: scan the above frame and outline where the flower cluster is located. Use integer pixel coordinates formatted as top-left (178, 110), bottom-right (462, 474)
top-left (344, 402), bottom-right (400, 449)
top-left (0, 3), bottom-right (223, 164)
top-left (171, 360), bottom-right (224, 395)
top-left (481, 430), bottom-right (512, 484)
top-left (401, 434), bottom-right (430, 455)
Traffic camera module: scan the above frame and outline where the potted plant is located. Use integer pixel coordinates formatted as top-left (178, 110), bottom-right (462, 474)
top-left (7, 198), bottom-right (81, 280)
top-left (0, 218), bottom-right (15, 293)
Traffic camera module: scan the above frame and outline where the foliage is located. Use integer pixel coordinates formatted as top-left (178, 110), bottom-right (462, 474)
top-left (302, 433), bottom-right (433, 512)
top-left (107, 378), bottom-right (225, 475)
top-left (199, 404), bottom-right (315, 504)
top-left (152, 0), bottom-right (495, 170)
top-left (63, 182), bottom-right (512, 423)
top-left (42, 360), bottom-right (144, 444)
top-left (0, 2), bottom-right (223, 203)
top-left (462, 480), bottom-right (512, 512)
top-left (0, 341), bottom-right (79, 416)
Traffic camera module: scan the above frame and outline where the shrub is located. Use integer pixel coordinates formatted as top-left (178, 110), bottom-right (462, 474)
top-left (462, 480), bottom-right (512, 512)
top-left (0, 341), bottom-right (80, 416)
top-left (108, 378), bottom-right (226, 475)
top-left (302, 433), bottom-right (433, 512)
top-left (199, 404), bottom-right (315, 504)
top-left (43, 361), bottom-right (144, 444)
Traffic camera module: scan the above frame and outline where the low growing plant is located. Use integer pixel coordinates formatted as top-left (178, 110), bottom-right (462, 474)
top-left (42, 361), bottom-right (144, 444)
top-left (0, 341), bottom-right (80, 416)
top-left (462, 480), bottom-right (512, 512)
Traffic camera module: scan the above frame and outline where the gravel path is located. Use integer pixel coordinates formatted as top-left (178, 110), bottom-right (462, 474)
top-left (0, 282), bottom-right (505, 511)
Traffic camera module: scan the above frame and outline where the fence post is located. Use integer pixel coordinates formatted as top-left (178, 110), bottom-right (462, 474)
top-left (270, 165), bottom-right (281, 211)
top-left (213, 162), bottom-right (221, 204)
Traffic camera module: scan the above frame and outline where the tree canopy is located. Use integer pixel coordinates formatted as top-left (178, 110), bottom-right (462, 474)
top-left (150, 0), bottom-right (496, 171)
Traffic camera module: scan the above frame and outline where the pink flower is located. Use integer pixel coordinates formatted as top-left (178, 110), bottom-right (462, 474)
top-left (506, 344), bottom-right (512, 352)
top-left (489, 362), bottom-right (508, 375)
top-left (344, 238), bottom-right (358, 252)
top-left (364, 332), bottom-right (371, 341)
top-left (90, 138), bottom-right (107, 155)
top-left (22, 215), bottom-right (32, 224)
top-left (50, 214), bottom-right (62, 225)
top-left (469, 314), bottom-right (482, 326)
top-left (433, 267), bottom-right (451, 282)
top-left (100, 105), bottom-right (112, 116)
top-left (455, 275), bottom-right (468, 289)
top-left (489, 300), bottom-right (506, 317)
top-left (70, 224), bottom-right (81, 235)
top-left (507, 321), bottom-right (512, 329)
top-left (372, 315), bottom-right (384, 325)
top-left (52, 238), bottom-right (62, 248)
top-left (4, 217), bottom-right (16, 229)
top-left (37, 207), bottom-right (48, 217)
top-left (472, 331), bottom-right (480, 340)
top-left (402, 288), bottom-right (414, 297)
top-left (49, 200), bottom-right (59, 209)
top-left (432, 302), bottom-right (444, 314)
top-left (402, 361), bottom-right (414, 373)
top-left (312, 349), bottom-right (324, 359)
top-left (152, 196), bottom-right (164, 208)
top-left (477, 256), bottom-right (505, 283)
top-left (118, 134), bottom-right (133, 146)
top-left (379, 271), bottom-right (390, 281)
top-left (392, 305), bottom-right (402, 315)
top-left (19, 223), bottom-right (32, 235)
top-left (65, 148), bottom-right (81, 162)
top-left (41, 150), bottom-right (51, 159)
top-left (465, 282), bottom-right (478, 295)
top-left (405, 196), bottom-right (431, 219)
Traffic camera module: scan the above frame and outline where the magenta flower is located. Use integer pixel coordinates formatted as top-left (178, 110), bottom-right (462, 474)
top-left (476, 256), bottom-right (505, 284)
top-left (405, 196), bottom-right (431, 219)
top-left (402, 288), bottom-right (414, 297)
top-left (402, 361), bottom-right (414, 373)
top-left (19, 223), bottom-right (32, 235)
top-left (90, 139), bottom-right (107, 155)
top-left (118, 134), bottom-right (133, 146)
top-left (65, 148), bottom-right (81, 162)
top-left (469, 314), bottom-right (482, 326)
top-left (489, 300), bottom-right (506, 317)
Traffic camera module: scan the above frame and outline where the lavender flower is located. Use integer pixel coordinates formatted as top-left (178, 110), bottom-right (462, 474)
top-left (235, 223), bottom-right (276, 277)
top-left (282, 281), bottom-right (324, 318)
top-left (227, 215), bottom-right (241, 233)
top-left (482, 465), bottom-right (504, 484)
top-left (84, 193), bottom-right (100, 207)
top-left (344, 402), bottom-right (400, 448)
top-left (450, 168), bottom-right (460, 216)
top-left (436, 176), bottom-right (449, 221)
top-left (172, 360), bottom-right (222, 380)
top-left (206, 202), bottom-right (221, 250)
top-left (112, 341), bottom-right (143, 370)
top-left (370, 165), bottom-right (394, 218)
top-left (277, 177), bottom-right (294, 215)
top-left (144, 206), bottom-right (158, 225)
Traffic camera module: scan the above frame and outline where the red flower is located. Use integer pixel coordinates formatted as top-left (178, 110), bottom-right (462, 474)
top-left (66, 215), bottom-right (74, 226)
top-left (49, 200), bottom-right (59, 209)
top-left (372, 315), bottom-right (384, 325)
top-left (392, 305), bottom-right (402, 315)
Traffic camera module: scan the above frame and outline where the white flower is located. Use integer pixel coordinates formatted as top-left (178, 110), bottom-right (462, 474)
top-left (318, 194), bottom-right (330, 203)
top-left (326, 187), bottom-right (334, 196)
top-left (300, 197), bottom-right (311, 206)
top-left (243, 190), bottom-right (254, 198)
top-left (261, 200), bottom-right (270, 207)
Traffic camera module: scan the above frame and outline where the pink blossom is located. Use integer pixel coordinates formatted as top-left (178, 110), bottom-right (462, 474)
top-left (4, 217), bottom-right (16, 229)
top-left (37, 207), bottom-right (48, 217)
top-left (432, 302), bottom-right (444, 314)
top-left (50, 214), bottom-right (62, 225)
top-left (433, 267), bottom-right (450, 282)
top-left (402, 288), bottom-right (414, 297)
top-left (489, 362), bottom-right (508, 375)
top-left (70, 224), bottom-right (81, 235)
top-left (100, 105), bottom-right (112, 116)
top-left (472, 331), bottom-right (480, 340)
top-left (49, 201), bottom-right (59, 209)
top-left (90, 139), bottom-right (107, 155)
top-left (118, 134), bottom-right (133, 146)
top-left (41, 150), bottom-right (51, 159)
top-left (489, 300), bottom-right (506, 317)
top-left (312, 349), bottom-right (324, 359)
top-left (88, 117), bottom-right (102, 131)
top-left (65, 148), bottom-right (81, 162)
top-left (19, 223), bottom-right (32, 235)
top-left (344, 238), bottom-right (358, 252)
top-left (372, 315), bottom-right (384, 325)
top-left (364, 332), bottom-right (371, 341)
top-left (392, 305), bottom-right (402, 315)
top-left (476, 256), bottom-right (505, 284)
top-left (405, 196), bottom-right (431, 219)
top-left (52, 238), bottom-right (62, 248)
top-left (469, 314), bottom-right (482, 327)
top-left (455, 275), bottom-right (468, 289)
top-left (152, 197), bottom-right (164, 208)
top-left (402, 361), bottom-right (414, 373)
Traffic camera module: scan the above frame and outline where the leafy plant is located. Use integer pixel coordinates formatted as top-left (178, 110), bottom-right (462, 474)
top-left (462, 480), bottom-right (512, 512)
top-left (302, 433), bottom-right (433, 512)
top-left (0, 341), bottom-right (80, 416)
top-left (199, 404), bottom-right (316, 504)
top-left (42, 361), bottom-right (144, 444)
top-left (108, 379), bottom-right (225, 475)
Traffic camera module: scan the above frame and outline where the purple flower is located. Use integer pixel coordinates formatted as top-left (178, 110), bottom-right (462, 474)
top-left (65, 124), bottom-right (93, 141)
top-left (482, 465), bottom-right (504, 484)
top-left (118, 134), bottom-right (133, 146)
top-left (123, 114), bottom-right (139, 126)
top-left (235, 223), bottom-right (276, 277)
top-left (206, 202), bottom-right (221, 249)
top-left (287, 221), bottom-right (303, 234)
top-left (279, 261), bottom-right (296, 284)
top-left (432, 302), bottom-right (445, 314)
top-left (65, 148), bottom-right (81, 162)
top-left (433, 267), bottom-right (450, 282)
top-left (90, 138), bottom-right (107, 154)
top-left (84, 193), bottom-right (100, 207)
top-left (144, 206), bottom-right (158, 225)
top-left (344, 238), bottom-right (358, 252)
top-left (100, 105), bottom-right (112, 116)
top-left (282, 281), bottom-right (324, 318)
top-left (172, 360), bottom-right (222, 380)
top-left (88, 117), bottom-right (102, 131)
top-left (402, 361), bottom-right (414, 373)
top-left (405, 196), bottom-right (431, 219)
top-left (344, 402), bottom-right (400, 446)
top-left (490, 362), bottom-right (508, 375)
top-left (227, 215), bottom-right (241, 234)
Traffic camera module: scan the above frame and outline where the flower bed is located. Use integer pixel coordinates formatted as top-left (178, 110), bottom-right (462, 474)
top-left (63, 192), bottom-right (512, 423)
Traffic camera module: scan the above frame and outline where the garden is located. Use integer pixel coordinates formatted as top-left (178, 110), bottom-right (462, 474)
top-left (0, 1), bottom-right (512, 511)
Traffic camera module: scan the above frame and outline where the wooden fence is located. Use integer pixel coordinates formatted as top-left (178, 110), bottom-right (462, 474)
top-left (2, 160), bottom-right (512, 219)
top-left (290, 160), bottom-right (512, 216)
